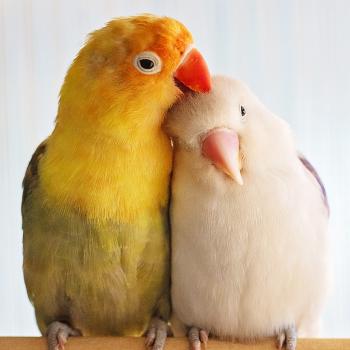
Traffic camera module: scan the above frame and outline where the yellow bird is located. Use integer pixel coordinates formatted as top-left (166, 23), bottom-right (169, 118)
top-left (22, 14), bottom-right (211, 350)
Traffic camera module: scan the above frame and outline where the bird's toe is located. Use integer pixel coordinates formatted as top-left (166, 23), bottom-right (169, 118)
top-left (276, 325), bottom-right (297, 350)
top-left (46, 321), bottom-right (81, 350)
top-left (145, 317), bottom-right (168, 350)
top-left (188, 327), bottom-right (209, 350)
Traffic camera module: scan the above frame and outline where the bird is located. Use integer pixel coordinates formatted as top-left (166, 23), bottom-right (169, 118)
top-left (165, 76), bottom-right (330, 350)
top-left (21, 14), bottom-right (211, 350)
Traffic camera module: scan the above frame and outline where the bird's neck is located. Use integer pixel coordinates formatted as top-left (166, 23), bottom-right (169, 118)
top-left (40, 109), bottom-right (172, 223)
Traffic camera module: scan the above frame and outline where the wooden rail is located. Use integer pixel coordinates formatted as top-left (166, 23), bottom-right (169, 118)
top-left (0, 337), bottom-right (349, 350)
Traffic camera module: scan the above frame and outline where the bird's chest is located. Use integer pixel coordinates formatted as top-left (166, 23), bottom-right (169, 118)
top-left (41, 133), bottom-right (173, 222)
top-left (172, 175), bottom-right (327, 336)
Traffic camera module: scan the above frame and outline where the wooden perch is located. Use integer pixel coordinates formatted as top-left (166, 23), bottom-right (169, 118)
top-left (0, 337), bottom-right (349, 350)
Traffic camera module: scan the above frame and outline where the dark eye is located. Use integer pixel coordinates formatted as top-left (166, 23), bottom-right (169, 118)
top-left (240, 105), bottom-right (246, 117)
top-left (139, 59), bottom-right (154, 70)
top-left (134, 51), bottom-right (162, 75)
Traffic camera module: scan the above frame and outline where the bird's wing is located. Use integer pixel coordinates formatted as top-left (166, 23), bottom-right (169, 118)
top-left (298, 154), bottom-right (329, 214)
top-left (22, 140), bottom-right (47, 209)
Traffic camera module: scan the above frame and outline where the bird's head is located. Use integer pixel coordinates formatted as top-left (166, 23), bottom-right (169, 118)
top-left (166, 76), bottom-right (293, 185)
top-left (57, 14), bottom-right (211, 136)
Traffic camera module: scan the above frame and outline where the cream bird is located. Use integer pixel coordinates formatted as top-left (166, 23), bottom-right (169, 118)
top-left (165, 76), bottom-right (330, 350)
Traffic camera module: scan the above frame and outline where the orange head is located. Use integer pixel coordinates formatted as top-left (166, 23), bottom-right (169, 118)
top-left (57, 14), bottom-right (211, 134)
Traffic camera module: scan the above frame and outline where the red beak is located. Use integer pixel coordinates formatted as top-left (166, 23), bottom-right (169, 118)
top-left (174, 48), bottom-right (212, 93)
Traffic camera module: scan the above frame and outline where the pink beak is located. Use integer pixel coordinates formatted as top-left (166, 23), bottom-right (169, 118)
top-left (201, 128), bottom-right (243, 184)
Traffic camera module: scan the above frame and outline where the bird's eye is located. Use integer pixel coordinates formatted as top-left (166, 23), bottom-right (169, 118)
top-left (134, 52), bottom-right (162, 75)
top-left (139, 59), bottom-right (154, 70)
top-left (240, 105), bottom-right (246, 118)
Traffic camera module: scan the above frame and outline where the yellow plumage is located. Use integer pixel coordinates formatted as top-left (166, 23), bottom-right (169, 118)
top-left (42, 14), bottom-right (190, 222)
top-left (22, 14), bottom-right (193, 340)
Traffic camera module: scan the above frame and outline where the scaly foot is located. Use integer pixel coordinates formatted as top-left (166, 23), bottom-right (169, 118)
top-left (46, 321), bottom-right (81, 350)
top-left (188, 326), bottom-right (209, 350)
top-left (145, 317), bottom-right (168, 350)
top-left (276, 325), bottom-right (297, 350)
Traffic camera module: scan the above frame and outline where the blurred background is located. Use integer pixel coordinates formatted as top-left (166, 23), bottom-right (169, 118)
top-left (0, 0), bottom-right (349, 337)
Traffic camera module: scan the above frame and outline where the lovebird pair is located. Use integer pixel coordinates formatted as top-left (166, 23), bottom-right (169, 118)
top-left (22, 14), bottom-right (330, 350)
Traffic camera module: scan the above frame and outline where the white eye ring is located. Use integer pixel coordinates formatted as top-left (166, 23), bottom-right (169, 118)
top-left (133, 51), bottom-right (162, 75)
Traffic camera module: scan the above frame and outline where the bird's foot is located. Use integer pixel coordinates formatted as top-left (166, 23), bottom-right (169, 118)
top-left (46, 321), bottom-right (81, 350)
top-left (188, 326), bottom-right (209, 350)
top-left (276, 325), bottom-right (297, 350)
top-left (145, 317), bottom-right (168, 350)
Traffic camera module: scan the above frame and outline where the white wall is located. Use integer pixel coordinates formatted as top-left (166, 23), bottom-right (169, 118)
top-left (0, 0), bottom-right (349, 337)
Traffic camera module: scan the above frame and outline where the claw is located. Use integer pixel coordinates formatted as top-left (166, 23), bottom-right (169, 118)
top-left (276, 331), bottom-right (286, 350)
top-left (188, 327), bottom-right (209, 350)
top-left (145, 317), bottom-right (168, 350)
top-left (145, 324), bottom-right (156, 347)
top-left (276, 325), bottom-right (297, 350)
top-left (46, 321), bottom-right (81, 350)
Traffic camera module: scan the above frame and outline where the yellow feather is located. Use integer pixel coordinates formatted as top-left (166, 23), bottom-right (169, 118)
top-left (39, 14), bottom-right (192, 223)
top-left (22, 14), bottom-right (193, 336)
